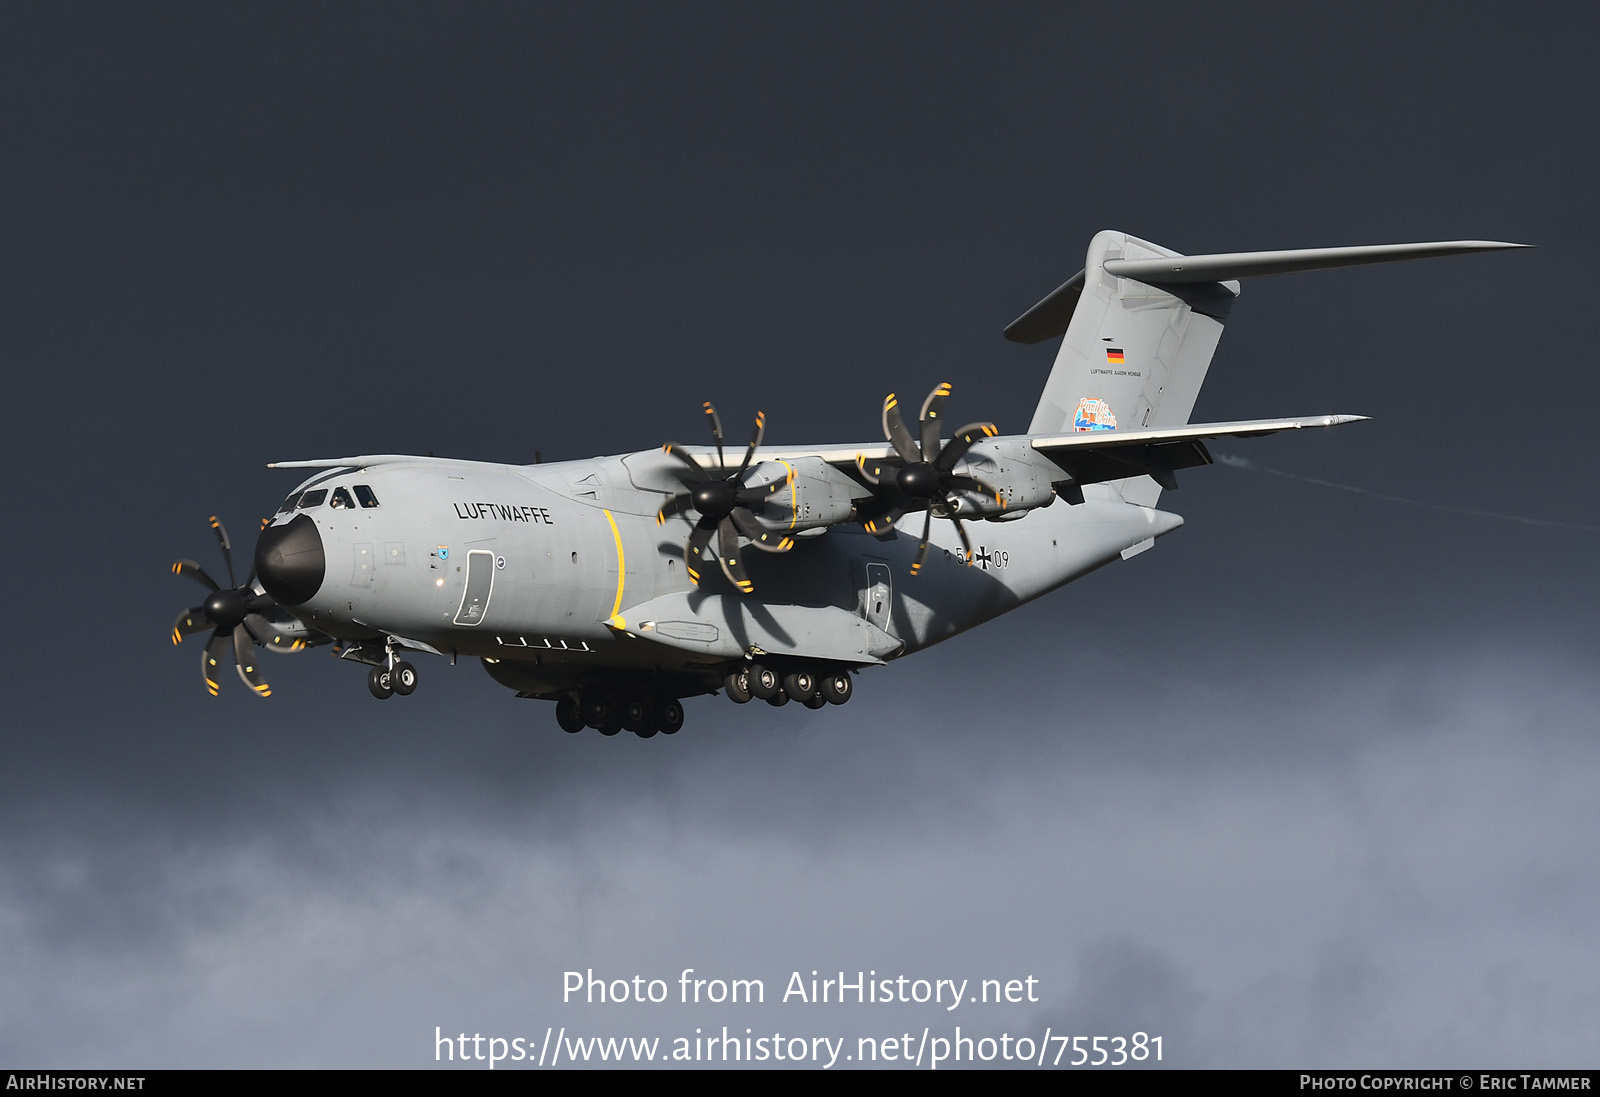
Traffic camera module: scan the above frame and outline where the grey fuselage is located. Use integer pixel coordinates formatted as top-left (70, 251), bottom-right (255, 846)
top-left (263, 448), bottom-right (1181, 700)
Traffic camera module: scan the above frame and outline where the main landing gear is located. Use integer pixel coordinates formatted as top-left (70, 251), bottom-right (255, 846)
top-left (555, 693), bottom-right (684, 738)
top-left (547, 663), bottom-right (854, 737)
top-left (723, 663), bottom-right (853, 710)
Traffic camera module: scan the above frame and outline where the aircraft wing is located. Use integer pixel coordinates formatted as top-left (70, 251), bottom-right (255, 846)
top-left (692, 413), bottom-right (1365, 471)
top-left (274, 415), bottom-right (1364, 491)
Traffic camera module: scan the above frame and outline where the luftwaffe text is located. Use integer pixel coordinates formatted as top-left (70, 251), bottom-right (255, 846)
top-left (453, 502), bottom-right (554, 524)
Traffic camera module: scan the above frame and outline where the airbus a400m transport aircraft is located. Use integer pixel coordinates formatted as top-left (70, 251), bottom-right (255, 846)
top-left (170, 230), bottom-right (1524, 737)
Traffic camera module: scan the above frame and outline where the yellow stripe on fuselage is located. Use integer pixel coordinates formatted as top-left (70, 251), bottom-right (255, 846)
top-left (777, 459), bottom-right (798, 529)
top-left (603, 508), bottom-right (626, 620)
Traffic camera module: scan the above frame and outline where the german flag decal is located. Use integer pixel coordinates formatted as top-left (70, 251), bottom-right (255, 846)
top-left (1105, 348), bottom-right (1125, 365)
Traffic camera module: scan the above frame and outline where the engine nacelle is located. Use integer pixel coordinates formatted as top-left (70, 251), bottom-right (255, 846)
top-left (743, 457), bottom-right (859, 533)
top-left (945, 438), bottom-right (1060, 518)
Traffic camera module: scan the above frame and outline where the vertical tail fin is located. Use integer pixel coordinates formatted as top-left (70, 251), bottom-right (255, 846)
top-left (1009, 232), bottom-right (1528, 507)
top-left (1015, 230), bottom-right (1234, 506)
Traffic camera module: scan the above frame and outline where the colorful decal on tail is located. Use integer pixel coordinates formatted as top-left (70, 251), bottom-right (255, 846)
top-left (1073, 397), bottom-right (1118, 432)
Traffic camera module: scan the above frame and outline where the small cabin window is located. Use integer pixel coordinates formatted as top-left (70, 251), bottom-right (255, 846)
top-left (297, 489), bottom-right (328, 509)
top-left (329, 487), bottom-right (355, 509)
top-left (353, 484), bottom-right (380, 508)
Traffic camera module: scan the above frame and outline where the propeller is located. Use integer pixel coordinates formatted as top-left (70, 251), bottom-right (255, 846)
top-left (855, 382), bottom-right (1003, 575)
top-left (657, 403), bottom-right (795, 593)
top-left (170, 516), bottom-right (304, 697)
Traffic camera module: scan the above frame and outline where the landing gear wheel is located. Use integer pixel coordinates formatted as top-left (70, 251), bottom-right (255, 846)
top-left (803, 692), bottom-right (828, 709)
top-left (765, 691), bottom-right (790, 707)
top-left (655, 698), bottom-right (684, 735)
top-left (820, 672), bottom-right (853, 705)
top-left (367, 665), bottom-right (394, 699)
top-left (555, 697), bottom-right (584, 734)
top-left (622, 697), bottom-right (654, 736)
top-left (391, 661), bottom-right (417, 696)
top-left (583, 693), bottom-right (617, 732)
top-left (781, 670), bottom-right (817, 703)
top-left (748, 664), bottom-right (780, 701)
top-left (723, 669), bottom-right (753, 704)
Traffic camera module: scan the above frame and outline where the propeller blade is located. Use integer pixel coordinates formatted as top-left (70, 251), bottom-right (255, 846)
top-left (232, 624), bottom-right (271, 697)
top-left (688, 520), bottom-right (717, 553)
top-left (702, 401), bottom-right (725, 469)
top-left (952, 516), bottom-right (974, 560)
top-left (736, 411), bottom-right (765, 479)
top-left (716, 518), bottom-right (754, 593)
top-left (243, 613), bottom-right (309, 652)
top-left (935, 422), bottom-right (999, 472)
top-left (910, 511), bottom-right (933, 576)
top-left (172, 559), bottom-right (220, 592)
top-left (855, 453), bottom-right (885, 486)
top-left (731, 509), bottom-right (795, 553)
top-left (172, 607), bottom-right (210, 645)
top-left (733, 472), bottom-right (788, 508)
top-left (919, 382), bottom-right (952, 462)
top-left (684, 521), bottom-right (716, 586)
top-left (662, 442), bottom-right (709, 481)
top-left (209, 516), bottom-right (236, 588)
top-left (862, 507), bottom-right (904, 536)
top-left (657, 493), bottom-right (693, 526)
top-left (202, 629), bottom-right (231, 696)
top-left (747, 532), bottom-right (795, 553)
top-left (882, 394), bottom-right (921, 465)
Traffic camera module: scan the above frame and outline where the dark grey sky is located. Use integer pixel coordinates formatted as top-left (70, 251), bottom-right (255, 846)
top-left (3, 2), bottom-right (1596, 1069)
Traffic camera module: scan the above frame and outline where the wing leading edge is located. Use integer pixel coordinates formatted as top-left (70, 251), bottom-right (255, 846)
top-left (691, 412), bottom-right (1365, 473)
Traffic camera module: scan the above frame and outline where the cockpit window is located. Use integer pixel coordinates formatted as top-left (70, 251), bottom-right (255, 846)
top-left (329, 487), bottom-right (355, 509)
top-left (276, 492), bottom-right (301, 514)
top-left (353, 484), bottom-right (380, 508)
top-left (297, 489), bottom-right (328, 509)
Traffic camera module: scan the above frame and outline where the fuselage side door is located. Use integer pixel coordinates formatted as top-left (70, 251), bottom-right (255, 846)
top-left (454, 548), bottom-right (496, 626)
top-left (862, 559), bottom-right (891, 633)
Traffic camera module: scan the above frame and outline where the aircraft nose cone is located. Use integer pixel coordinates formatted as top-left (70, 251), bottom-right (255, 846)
top-left (255, 514), bottom-right (325, 606)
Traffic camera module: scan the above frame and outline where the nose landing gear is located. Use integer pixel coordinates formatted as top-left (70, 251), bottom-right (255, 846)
top-left (361, 637), bottom-right (420, 700)
top-left (366, 659), bottom-right (417, 699)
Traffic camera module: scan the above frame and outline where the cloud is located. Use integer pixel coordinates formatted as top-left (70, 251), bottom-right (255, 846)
top-left (3, 643), bottom-right (1596, 1067)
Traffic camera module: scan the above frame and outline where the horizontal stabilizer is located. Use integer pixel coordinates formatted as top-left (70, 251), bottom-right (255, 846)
top-left (1104, 240), bottom-right (1529, 285)
top-left (1028, 414), bottom-right (1368, 455)
top-left (1031, 415), bottom-right (1365, 495)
